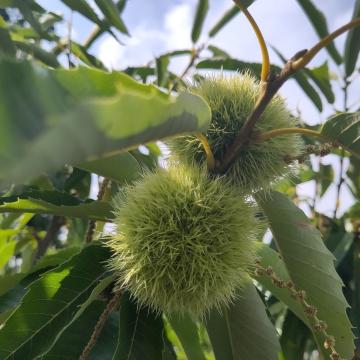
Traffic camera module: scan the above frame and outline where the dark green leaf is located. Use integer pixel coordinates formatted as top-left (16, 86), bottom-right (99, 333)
top-left (168, 315), bottom-right (205, 360)
top-left (344, 0), bottom-right (360, 76)
top-left (191, 0), bottom-right (209, 43)
top-left (208, 1), bottom-right (254, 38)
top-left (89, 311), bottom-right (119, 360)
top-left (0, 190), bottom-right (114, 221)
top-left (271, 47), bottom-right (323, 111)
top-left (13, 0), bottom-right (47, 39)
top-left (296, 0), bottom-right (342, 64)
top-left (206, 283), bottom-right (281, 360)
top-left (94, 0), bottom-right (129, 35)
top-left (333, 233), bottom-right (354, 268)
top-left (113, 292), bottom-right (168, 359)
top-left (0, 60), bottom-right (210, 187)
top-left (0, 0), bottom-right (45, 12)
top-left (257, 191), bottom-right (354, 359)
top-left (207, 44), bottom-right (230, 58)
top-left (70, 42), bottom-right (106, 69)
top-left (0, 244), bottom-right (112, 359)
top-left (0, 27), bottom-right (16, 56)
top-left (14, 41), bottom-right (60, 67)
top-left (317, 163), bottom-right (333, 197)
top-left (155, 55), bottom-right (169, 87)
top-left (42, 301), bottom-right (107, 360)
top-left (305, 62), bottom-right (335, 104)
top-left (60, 0), bottom-right (104, 29)
top-left (347, 157), bottom-right (360, 197)
top-left (79, 152), bottom-right (141, 183)
top-left (280, 311), bottom-right (310, 360)
top-left (321, 112), bottom-right (360, 159)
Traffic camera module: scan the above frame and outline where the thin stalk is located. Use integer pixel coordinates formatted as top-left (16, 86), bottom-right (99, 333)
top-left (233, 0), bottom-right (270, 82)
top-left (196, 133), bottom-right (215, 170)
top-left (257, 128), bottom-right (325, 142)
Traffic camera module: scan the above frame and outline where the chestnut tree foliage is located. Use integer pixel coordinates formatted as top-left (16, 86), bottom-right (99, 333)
top-left (0, 0), bottom-right (360, 359)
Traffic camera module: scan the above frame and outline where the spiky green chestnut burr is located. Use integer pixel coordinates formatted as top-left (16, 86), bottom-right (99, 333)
top-left (108, 163), bottom-right (259, 317)
top-left (168, 73), bottom-right (304, 191)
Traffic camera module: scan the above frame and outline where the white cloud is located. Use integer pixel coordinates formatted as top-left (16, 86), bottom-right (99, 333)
top-left (164, 3), bottom-right (192, 50)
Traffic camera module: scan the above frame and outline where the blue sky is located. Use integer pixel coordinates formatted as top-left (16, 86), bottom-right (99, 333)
top-left (37, 0), bottom-right (359, 217)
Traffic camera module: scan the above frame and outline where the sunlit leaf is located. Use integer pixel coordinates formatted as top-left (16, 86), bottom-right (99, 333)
top-left (0, 244), bottom-right (112, 359)
top-left (0, 190), bottom-right (113, 221)
top-left (0, 60), bottom-right (210, 187)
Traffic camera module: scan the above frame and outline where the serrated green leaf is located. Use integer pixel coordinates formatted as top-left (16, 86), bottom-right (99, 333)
top-left (208, 1), bottom-right (254, 38)
top-left (113, 292), bottom-right (167, 360)
top-left (344, 0), bottom-right (360, 76)
top-left (0, 60), bottom-right (210, 187)
top-left (321, 112), bottom-right (360, 159)
top-left (254, 243), bottom-right (309, 325)
top-left (168, 315), bottom-right (205, 360)
top-left (0, 244), bottom-right (112, 360)
top-left (0, 190), bottom-right (114, 221)
top-left (257, 191), bottom-right (354, 359)
top-left (94, 0), bottom-right (129, 35)
top-left (206, 282), bottom-right (281, 360)
top-left (191, 0), bottom-right (209, 43)
top-left (296, 0), bottom-right (342, 64)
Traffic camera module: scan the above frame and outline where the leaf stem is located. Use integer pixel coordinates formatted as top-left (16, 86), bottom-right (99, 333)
top-left (257, 128), bottom-right (325, 142)
top-left (233, 0), bottom-right (270, 82)
top-left (196, 132), bottom-right (215, 170)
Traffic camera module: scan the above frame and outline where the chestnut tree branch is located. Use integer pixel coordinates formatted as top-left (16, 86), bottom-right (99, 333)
top-left (215, 17), bottom-right (360, 174)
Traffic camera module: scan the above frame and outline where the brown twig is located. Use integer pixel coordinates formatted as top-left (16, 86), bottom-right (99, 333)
top-left (34, 216), bottom-right (66, 261)
top-left (284, 143), bottom-right (335, 164)
top-left (215, 16), bottom-right (360, 175)
top-left (85, 178), bottom-right (111, 243)
top-left (79, 291), bottom-right (122, 360)
top-left (215, 49), bottom-right (306, 174)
